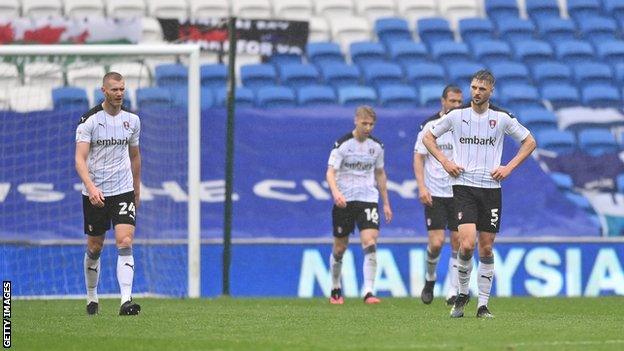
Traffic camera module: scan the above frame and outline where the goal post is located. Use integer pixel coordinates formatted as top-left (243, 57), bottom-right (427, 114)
top-left (0, 44), bottom-right (202, 298)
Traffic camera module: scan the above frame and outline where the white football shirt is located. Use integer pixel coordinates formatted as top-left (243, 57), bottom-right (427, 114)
top-left (430, 105), bottom-right (530, 189)
top-left (75, 105), bottom-right (141, 196)
top-left (328, 132), bottom-right (385, 203)
top-left (415, 114), bottom-right (455, 198)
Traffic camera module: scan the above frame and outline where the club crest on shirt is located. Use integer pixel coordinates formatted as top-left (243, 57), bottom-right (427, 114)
top-left (489, 119), bottom-right (497, 129)
top-left (123, 121), bottom-right (130, 130)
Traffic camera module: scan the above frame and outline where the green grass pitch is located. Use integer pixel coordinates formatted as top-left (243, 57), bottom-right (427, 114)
top-left (12, 297), bottom-right (624, 350)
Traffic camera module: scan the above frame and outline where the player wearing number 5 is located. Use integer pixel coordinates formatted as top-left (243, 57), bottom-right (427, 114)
top-left (326, 106), bottom-right (393, 305)
top-left (75, 72), bottom-right (142, 316)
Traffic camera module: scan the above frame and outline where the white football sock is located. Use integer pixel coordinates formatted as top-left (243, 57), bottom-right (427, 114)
top-left (425, 246), bottom-right (440, 282)
top-left (363, 245), bottom-right (377, 295)
top-left (84, 249), bottom-right (101, 303)
top-left (478, 256), bottom-right (495, 308)
top-left (117, 247), bottom-right (135, 305)
top-left (330, 252), bottom-right (343, 290)
top-left (446, 251), bottom-right (459, 300)
top-left (457, 252), bottom-right (473, 295)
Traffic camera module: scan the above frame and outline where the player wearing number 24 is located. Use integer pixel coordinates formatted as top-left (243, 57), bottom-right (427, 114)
top-left (325, 106), bottom-right (393, 305)
top-left (75, 72), bottom-right (142, 316)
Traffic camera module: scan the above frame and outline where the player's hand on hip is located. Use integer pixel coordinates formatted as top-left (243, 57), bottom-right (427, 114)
top-left (442, 159), bottom-right (464, 178)
top-left (418, 187), bottom-right (433, 207)
top-left (333, 192), bottom-right (347, 208)
top-left (491, 165), bottom-right (511, 181)
top-left (88, 186), bottom-right (105, 208)
top-left (383, 204), bottom-right (393, 223)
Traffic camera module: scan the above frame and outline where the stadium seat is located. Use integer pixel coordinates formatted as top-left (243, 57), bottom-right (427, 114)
top-left (489, 62), bottom-right (530, 85)
top-left (578, 128), bottom-right (620, 156)
top-left (350, 41), bottom-right (387, 67)
top-left (517, 107), bottom-right (559, 132)
top-left (361, 63), bottom-right (403, 88)
top-left (405, 62), bottom-right (446, 87)
top-left (200, 64), bottom-right (227, 89)
top-left (567, 0), bottom-right (602, 23)
top-left (23, 62), bottom-right (64, 88)
top-left (147, 0), bottom-right (188, 19)
top-left (308, 17), bottom-right (331, 42)
top-left (215, 87), bottom-right (254, 108)
top-left (540, 84), bottom-right (581, 109)
top-left (564, 191), bottom-right (594, 212)
top-left (419, 83), bottom-right (447, 107)
top-left (307, 42), bottom-right (345, 66)
top-left (52, 87), bottom-right (89, 111)
top-left (166, 87), bottom-right (214, 109)
top-left (0, 62), bottom-right (20, 89)
top-left (255, 86), bottom-right (296, 108)
top-left (535, 129), bottom-right (577, 154)
top-left (572, 63), bottom-right (613, 86)
top-left (320, 63), bottom-right (361, 89)
top-left (447, 61), bottom-right (486, 86)
top-left (329, 16), bottom-right (372, 52)
top-left (578, 17), bottom-right (618, 44)
top-left (430, 41), bottom-right (471, 64)
top-left (581, 84), bottom-right (621, 107)
top-left (231, 0), bottom-right (272, 18)
top-left (417, 17), bottom-right (454, 48)
top-left (458, 18), bottom-right (496, 45)
top-left (141, 17), bottom-right (164, 43)
top-left (531, 61), bottom-right (572, 86)
top-left (240, 64), bottom-right (278, 90)
top-left (484, 0), bottom-right (520, 23)
top-left (296, 85), bottom-right (337, 106)
top-left (9, 86), bottom-right (53, 112)
top-left (22, 0), bottom-right (62, 17)
top-left (513, 40), bottom-right (554, 65)
top-left (271, 0), bottom-right (313, 20)
top-left (355, 0), bottom-right (396, 23)
top-left (617, 173), bottom-right (624, 193)
top-left (396, 0), bottom-right (438, 25)
top-left (136, 87), bottom-right (173, 110)
top-left (63, 0), bottom-right (105, 17)
top-left (554, 40), bottom-right (595, 64)
top-left (471, 40), bottom-right (513, 65)
top-left (525, 0), bottom-right (561, 22)
top-left (268, 54), bottom-right (303, 67)
top-left (109, 62), bottom-right (152, 89)
top-left (0, 87), bottom-right (9, 111)
top-left (279, 64), bottom-right (320, 88)
top-left (0, 0), bottom-right (20, 17)
top-left (438, 0), bottom-right (480, 28)
top-left (337, 86), bottom-right (377, 106)
top-left (189, 0), bottom-right (229, 20)
top-left (92, 89), bottom-right (132, 108)
top-left (378, 85), bottom-right (418, 107)
top-left (497, 18), bottom-right (536, 42)
top-left (374, 18), bottom-right (412, 47)
top-left (536, 18), bottom-right (577, 44)
top-left (500, 84), bottom-right (542, 110)
top-left (315, 0), bottom-right (354, 18)
top-left (596, 41), bottom-right (624, 66)
top-left (106, 0), bottom-right (145, 18)
top-left (604, 0), bottom-right (624, 22)
top-left (155, 64), bottom-right (188, 88)
top-left (550, 172), bottom-right (574, 191)
top-left (388, 41), bottom-right (429, 67)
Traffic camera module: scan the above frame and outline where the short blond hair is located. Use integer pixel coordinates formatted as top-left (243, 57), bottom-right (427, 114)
top-left (103, 71), bottom-right (124, 85)
top-left (355, 105), bottom-right (377, 121)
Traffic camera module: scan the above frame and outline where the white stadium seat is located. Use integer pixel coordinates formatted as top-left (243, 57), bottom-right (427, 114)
top-left (9, 86), bottom-right (53, 112)
top-left (66, 64), bottom-right (106, 90)
top-left (0, 0), bottom-right (21, 18)
top-left (146, 0), bottom-right (188, 19)
top-left (308, 16), bottom-right (331, 42)
top-left (0, 62), bottom-right (20, 89)
top-left (438, 0), bottom-right (481, 28)
top-left (271, 0), bottom-right (313, 20)
top-left (106, 0), bottom-right (146, 18)
top-left (356, 0), bottom-right (396, 23)
top-left (22, 0), bottom-right (62, 18)
top-left (188, 0), bottom-right (229, 20)
top-left (396, 0), bottom-right (438, 27)
top-left (23, 62), bottom-right (64, 88)
top-left (141, 17), bottom-right (164, 42)
top-left (315, 0), bottom-right (354, 19)
top-left (109, 62), bottom-right (152, 90)
top-left (0, 87), bottom-right (10, 111)
top-left (63, 0), bottom-right (105, 18)
top-left (329, 16), bottom-right (372, 53)
top-left (231, 0), bottom-right (272, 19)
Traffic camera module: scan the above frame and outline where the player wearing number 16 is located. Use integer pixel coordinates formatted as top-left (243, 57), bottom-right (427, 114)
top-left (75, 72), bottom-right (142, 316)
top-left (326, 106), bottom-right (393, 305)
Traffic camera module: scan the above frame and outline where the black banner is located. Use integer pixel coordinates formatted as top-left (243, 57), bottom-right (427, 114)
top-left (158, 17), bottom-right (309, 57)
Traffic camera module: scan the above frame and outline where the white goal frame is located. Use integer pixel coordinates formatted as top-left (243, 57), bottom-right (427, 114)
top-left (0, 44), bottom-right (203, 298)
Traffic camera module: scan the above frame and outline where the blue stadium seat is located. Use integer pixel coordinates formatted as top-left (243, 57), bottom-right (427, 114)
top-left (215, 87), bottom-right (254, 108)
top-left (531, 61), bottom-right (572, 86)
top-left (431, 41), bottom-right (471, 64)
top-left (535, 129), bottom-right (577, 154)
top-left (388, 41), bottom-right (429, 67)
top-left (567, 0), bottom-right (602, 22)
top-left (564, 191), bottom-right (594, 211)
top-left (596, 41), bottom-right (624, 66)
top-left (278, 64), bottom-right (320, 89)
top-left (374, 18), bottom-right (412, 47)
top-left (167, 87), bottom-right (214, 109)
top-left (267, 53), bottom-right (302, 67)
top-left (417, 17), bottom-right (454, 48)
top-left (136, 87), bottom-right (173, 110)
top-left (362, 63), bottom-right (404, 88)
top-left (489, 62), bottom-right (530, 85)
top-left (578, 17), bottom-right (618, 44)
top-left (447, 61), bottom-right (486, 86)
top-left (554, 40), bottom-right (595, 64)
top-left (459, 18), bottom-right (496, 45)
top-left (615, 63), bottom-right (624, 85)
top-left (536, 18), bottom-right (577, 44)
top-left (200, 64), bottom-right (227, 89)
top-left (306, 42), bottom-right (345, 66)
top-left (155, 64), bottom-right (187, 88)
top-left (581, 84), bottom-right (621, 107)
top-left (338, 86), bottom-right (377, 106)
top-left (497, 18), bottom-right (536, 42)
top-left (578, 128), bottom-right (620, 155)
top-left (419, 83), bottom-right (447, 107)
top-left (604, 0), bottom-right (624, 21)
top-left (484, 0), bottom-right (520, 23)
top-left (500, 84), bottom-right (543, 110)
top-left (617, 173), bottom-right (624, 193)
top-left (350, 41), bottom-right (387, 67)
top-left (513, 40), bottom-right (554, 65)
top-left (297, 85), bottom-right (337, 106)
top-left (540, 84), bottom-right (581, 109)
top-left (405, 62), bottom-right (446, 87)
top-left (572, 63), bottom-right (613, 86)
top-left (525, 0), bottom-right (561, 22)
top-left (550, 172), bottom-right (574, 190)
top-left (320, 63), bottom-right (361, 89)
top-left (472, 40), bottom-right (513, 65)
top-left (52, 87), bottom-right (88, 111)
top-left (255, 86), bottom-right (296, 108)
top-left (517, 107), bottom-right (559, 132)
top-left (378, 85), bottom-right (418, 107)
top-left (240, 64), bottom-right (277, 90)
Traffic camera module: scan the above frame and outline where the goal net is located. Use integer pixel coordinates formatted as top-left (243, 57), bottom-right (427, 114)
top-left (0, 45), bottom-right (202, 298)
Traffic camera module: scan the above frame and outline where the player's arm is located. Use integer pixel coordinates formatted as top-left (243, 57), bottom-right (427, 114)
top-left (75, 142), bottom-right (104, 207)
top-left (491, 134), bottom-right (537, 181)
top-left (129, 145), bottom-right (141, 208)
top-left (423, 130), bottom-right (464, 177)
top-left (413, 152), bottom-right (432, 207)
top-left (375, 167), bottom-right (393, 223)
top-left (326, 166), bottom-right (346, 208)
